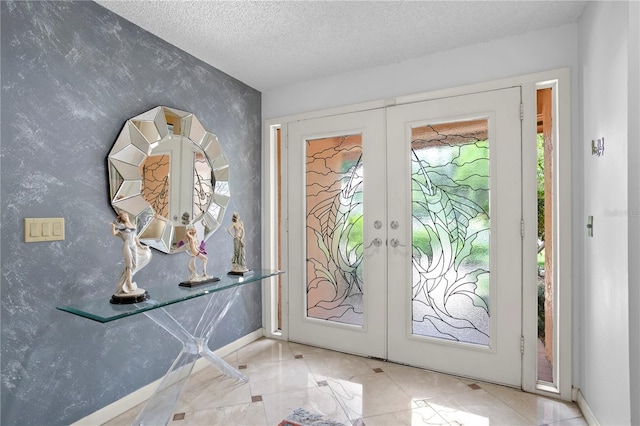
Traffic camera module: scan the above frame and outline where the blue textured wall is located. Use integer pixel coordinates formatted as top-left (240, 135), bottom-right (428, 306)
top-left (0, 1), bottom-right (262, 424)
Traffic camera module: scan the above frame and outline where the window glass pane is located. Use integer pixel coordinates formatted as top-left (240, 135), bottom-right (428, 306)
top-left (306, 134), bottom-right (364, 326)
top-left (411, 119), bottom-right (490, 346)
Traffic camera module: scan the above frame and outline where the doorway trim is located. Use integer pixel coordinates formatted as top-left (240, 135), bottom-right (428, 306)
top-left (262, 68), bottom-right (572, 401)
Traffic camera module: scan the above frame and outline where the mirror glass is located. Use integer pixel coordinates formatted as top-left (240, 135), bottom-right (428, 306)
top-left (107, 106), bottom-right (230, 254)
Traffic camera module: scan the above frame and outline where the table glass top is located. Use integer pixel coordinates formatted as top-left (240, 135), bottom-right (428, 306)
top-left (57, 269), bottom-right (283, 323)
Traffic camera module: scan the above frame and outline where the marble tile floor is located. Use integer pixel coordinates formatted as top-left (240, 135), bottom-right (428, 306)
top-left (103, 338), bottom-right (586, 426)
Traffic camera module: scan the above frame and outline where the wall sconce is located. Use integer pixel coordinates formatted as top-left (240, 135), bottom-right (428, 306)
top-left (591, 138), bottom-right (604, 156)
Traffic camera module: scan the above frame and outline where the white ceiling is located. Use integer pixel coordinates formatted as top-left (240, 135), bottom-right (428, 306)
top-left (95, 1), bottom-right (588, 92)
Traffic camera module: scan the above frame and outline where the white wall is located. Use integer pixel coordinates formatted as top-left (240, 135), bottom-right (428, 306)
top-left (628, 2), bottom-right (640, 424)
top-left (579, 2), bottom-right (631, 425)
top-left (263, 24), bottom-right (578, 119)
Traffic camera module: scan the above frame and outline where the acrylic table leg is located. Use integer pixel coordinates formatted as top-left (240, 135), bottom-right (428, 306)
top-left (199, 345), bottom-right (247, 381)
top-left (132, 349), bottom-right (199, 426)
top-left (132, 286), bottom-right (247, 426)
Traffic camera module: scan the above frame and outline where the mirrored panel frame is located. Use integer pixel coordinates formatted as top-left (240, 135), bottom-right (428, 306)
top-left (108, 106), bottom-right (230, 254)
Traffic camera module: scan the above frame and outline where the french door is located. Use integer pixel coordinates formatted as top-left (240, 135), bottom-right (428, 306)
top-left (287, 87), bottom-right (523, 386)
top-left (287, 109), bottom-right (388, 358)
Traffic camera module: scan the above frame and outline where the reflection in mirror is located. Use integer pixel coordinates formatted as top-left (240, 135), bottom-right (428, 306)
top-left (108, 106), bottom-right (230, 254)
top-left (141, 154), bottom-right (170, 218)
top-left (194, 152), bottom-right (214, 218)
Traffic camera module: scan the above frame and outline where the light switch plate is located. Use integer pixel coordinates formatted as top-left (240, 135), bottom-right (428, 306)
top-left (24, 218), bottom-right (65, 242)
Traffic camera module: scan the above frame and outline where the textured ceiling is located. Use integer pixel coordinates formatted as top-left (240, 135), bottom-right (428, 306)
top-left (95, 1), bottom-right (588, 91)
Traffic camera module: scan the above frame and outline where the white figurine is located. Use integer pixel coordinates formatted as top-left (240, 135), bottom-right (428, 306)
top-left (185, 228), bottom-right (212, 282)
top-left (227, 212), bottom-right (249, 274)
top-left (110, 211), bottom-right (151, 303)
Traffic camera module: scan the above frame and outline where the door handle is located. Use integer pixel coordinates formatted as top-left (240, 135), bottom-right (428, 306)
top-left (364, 238), bottom-right (383, 250)
top-left (390, 238), bottom-right (405, 248)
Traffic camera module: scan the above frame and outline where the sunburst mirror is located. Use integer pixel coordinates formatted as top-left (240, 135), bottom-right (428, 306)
top-left (107, 106), bottom-right (230, 254)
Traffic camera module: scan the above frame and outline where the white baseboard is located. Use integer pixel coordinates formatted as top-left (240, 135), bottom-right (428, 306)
top-left (576, 388), bottom-right (600, 426)
top-left (71, 328), bottom-right (264, 426)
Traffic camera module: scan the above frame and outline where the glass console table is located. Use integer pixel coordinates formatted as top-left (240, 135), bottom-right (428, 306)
top-left (57, 269), bottom-right (283, 426)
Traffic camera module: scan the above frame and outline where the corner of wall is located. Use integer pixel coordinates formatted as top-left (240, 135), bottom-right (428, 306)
top-left (576, 389), bottom-right (601, 426)
top-left (577, 1), bottom-right (633, 424)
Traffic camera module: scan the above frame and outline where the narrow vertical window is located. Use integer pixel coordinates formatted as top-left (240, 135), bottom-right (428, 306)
top-left (536, 87), bottom-right (554, 383)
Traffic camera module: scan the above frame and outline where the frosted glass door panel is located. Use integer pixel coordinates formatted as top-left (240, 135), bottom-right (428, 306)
top-left (411, 120), bottom-right (490, 346)
top-left (306, 134), bottom-right (364, 326)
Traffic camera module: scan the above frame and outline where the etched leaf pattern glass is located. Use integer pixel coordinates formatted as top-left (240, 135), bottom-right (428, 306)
top-left (306, 134), bottom-right (364, 326)
top-left (411, 119), bottom-right (491, 346)
top-left (141, 154), bottom-right (170, 218)
top-left (194, 152), bottom-right (214, 219)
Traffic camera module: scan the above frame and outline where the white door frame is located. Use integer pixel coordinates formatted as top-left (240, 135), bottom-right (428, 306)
top-left (262, 68), bottom-right (572, 400)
